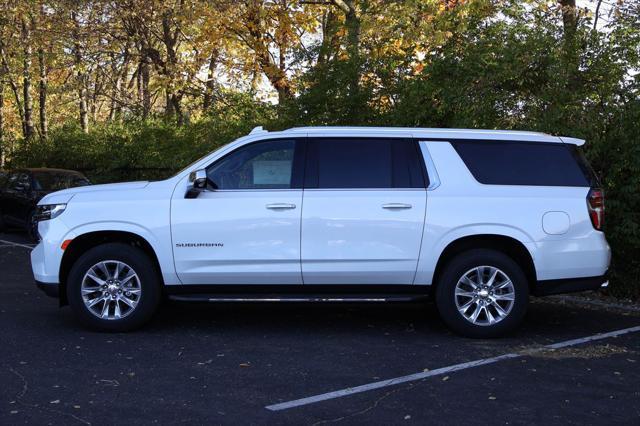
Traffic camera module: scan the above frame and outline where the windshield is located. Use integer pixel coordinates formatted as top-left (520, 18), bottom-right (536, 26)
top-left (34, 173), bottom-right (90, 191)
top-left (172, 141), bottom-right (235, 178)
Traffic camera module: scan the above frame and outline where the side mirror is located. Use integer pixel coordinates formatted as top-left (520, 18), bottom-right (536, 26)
top-left (186, 169), bottom-right (207, 199)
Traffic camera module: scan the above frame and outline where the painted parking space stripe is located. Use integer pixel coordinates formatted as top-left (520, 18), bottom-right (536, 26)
top-left (266, 324), bottom-right (640, 412)
top-left (0, 239), bottom-right (36, 249)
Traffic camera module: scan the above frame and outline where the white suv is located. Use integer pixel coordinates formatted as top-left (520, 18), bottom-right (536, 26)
top-left (31, 127), bottom-right (610, 337)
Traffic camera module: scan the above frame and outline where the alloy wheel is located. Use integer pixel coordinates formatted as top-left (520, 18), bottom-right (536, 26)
top-left (81, 260), bottom-right (142, 320)
top-left (454, 265), bottom-right (516, 326)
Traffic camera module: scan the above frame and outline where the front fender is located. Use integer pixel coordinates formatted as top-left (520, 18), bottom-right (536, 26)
top-left (61, 220), bottom-right (179, 285)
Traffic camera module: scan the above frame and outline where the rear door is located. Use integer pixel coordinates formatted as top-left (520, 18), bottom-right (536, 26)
top-left (301, 137), bottom-right (427, 285)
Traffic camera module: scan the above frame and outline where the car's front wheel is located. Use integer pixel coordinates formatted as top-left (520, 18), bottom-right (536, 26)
top-left (27, 210), bottom-right (39, 242)
top-left (435, 249), bottom-right (529, 338)
top-left (67, 243), bottom-right (161, 331)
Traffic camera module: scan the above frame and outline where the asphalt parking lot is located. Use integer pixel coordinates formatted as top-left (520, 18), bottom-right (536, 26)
top-left (1, 231), bottom-right (639, 425)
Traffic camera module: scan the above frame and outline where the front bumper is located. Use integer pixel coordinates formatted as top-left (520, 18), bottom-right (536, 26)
top-left (30, 218), bottom-right (74, 284)
top-left (533, 271), bottom-right (609, 297)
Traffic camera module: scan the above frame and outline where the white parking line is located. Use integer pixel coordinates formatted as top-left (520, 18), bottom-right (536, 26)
top-left (0, 239), bottom-right (36, 249)
top-left (265, 324), bottom-right (640, 412)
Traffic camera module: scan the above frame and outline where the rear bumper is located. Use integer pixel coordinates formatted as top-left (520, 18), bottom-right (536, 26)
top-left (532, 233), bottom-right (611, 281)
top-left (36, 280), bottom-right (60, 298)
top-left (533, 272), bottom-right (609, 297)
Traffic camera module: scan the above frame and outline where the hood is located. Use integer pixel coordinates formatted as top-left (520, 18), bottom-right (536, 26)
top-left (38, 181), bottom-right (150, 205)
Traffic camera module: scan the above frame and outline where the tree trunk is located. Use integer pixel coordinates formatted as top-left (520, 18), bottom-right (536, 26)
top-left (0, 82), bottom-right (4, 166)
top-left (165, 87), bottom-right (175, 118)
top-left (344, 3), bottom-right (360, 103)
top-left (1, 45), bottom-right (26, 135)
top-left (109, 56), bottom-right (121, 121)
top-left (72, 11), bottom-right (88, 133)
top-left (78, 77), bottom-right (89, 133)
top-left (172, 93), bottom-right (184, 125)
top-left (78, 74), bottom-right (88, 133)
top-left (203, 51), bottom-right (218, 112)
top-left (593, 0), bottom-right (603, 30)
top-left (37, 3), bottom-right (48, 140)
top-left (318, 9), bottom-right (339, 67)
top-left (558, 0), bottom-right (580, 87)
top-left (140, 56), bottom-right (150, 119)
top-left (21, 17), bottom-right (35, 141)
top-left (332, 0), bottom-right (360, 118)
top-left (161, 13), bottom-right (183, 124)
top-left (110, 44), bottom-right (131, 121)
top-left (245, 1), bottom-right (292, 104)
top-left (90, 69), bottom-right (99, 123)
top-left (559, 0), bottom-right (577, 42)
top-left (38, 45), bottom-right (47, 139)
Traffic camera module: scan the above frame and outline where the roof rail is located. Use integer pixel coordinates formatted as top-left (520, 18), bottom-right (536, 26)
top-left (249, 126), bottom-right (268, 135)
top-left (559, 136), bottom-right (586, 146)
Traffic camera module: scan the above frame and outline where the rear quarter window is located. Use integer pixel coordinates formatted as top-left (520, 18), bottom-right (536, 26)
top-left (452, 140), bottom-right (594, 187)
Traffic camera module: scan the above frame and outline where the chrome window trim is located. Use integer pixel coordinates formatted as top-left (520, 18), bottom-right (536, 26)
top-left (418, 141), bottom-right (441, 191)
top-left (200, 189), bottom-right (302, 193)
top-left (303, 188), bottom-right (426, 192)
top-left (201, 188), bottom-right (425, 193)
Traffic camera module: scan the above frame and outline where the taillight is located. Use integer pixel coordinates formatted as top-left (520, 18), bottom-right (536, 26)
top-left (587, 188), bottom-right (605, 230)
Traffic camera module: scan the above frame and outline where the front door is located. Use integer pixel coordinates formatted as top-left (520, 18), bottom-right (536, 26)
top-left (301, 138), bottom-right (428, 285)
top-left (171, 138), bottom-right (305, 285)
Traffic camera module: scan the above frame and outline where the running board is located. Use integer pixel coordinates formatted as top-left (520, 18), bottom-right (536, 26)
top-left (168, 293), bottom-right (428, 303)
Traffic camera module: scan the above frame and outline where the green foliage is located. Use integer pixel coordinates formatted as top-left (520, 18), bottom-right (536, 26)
top-left (587, 98), bottom-right (640, 300)
top-left (10, 92), bottom-right (277, 183)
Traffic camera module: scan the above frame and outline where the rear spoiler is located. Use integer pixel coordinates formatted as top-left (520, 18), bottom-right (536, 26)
top-left (559, 136), bottom-right (586, 146)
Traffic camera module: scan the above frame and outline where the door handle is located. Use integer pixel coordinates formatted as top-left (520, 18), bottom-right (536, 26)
top-left (266, 203), bottom-right (296, 210)
top-left (382, 203), bottom-right (412, 209)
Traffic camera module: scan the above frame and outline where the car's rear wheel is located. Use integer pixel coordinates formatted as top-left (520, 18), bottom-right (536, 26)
top-left (435, 249), bottom-right (528, 338)
top-left (67, 243), bottom-right (161, 331)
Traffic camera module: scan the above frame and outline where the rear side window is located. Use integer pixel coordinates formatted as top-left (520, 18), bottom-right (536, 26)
top-left (452, 141), bottom-right (593, 187)
top-left (305, 138), bottom-right (425, 189)
top-left (567, 145), bottom-right (600, 187)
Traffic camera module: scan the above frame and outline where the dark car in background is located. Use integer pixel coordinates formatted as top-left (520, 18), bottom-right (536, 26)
top-left (0, 168), bottom-right (90, 241)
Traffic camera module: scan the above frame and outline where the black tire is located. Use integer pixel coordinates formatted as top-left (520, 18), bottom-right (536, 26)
top-left (67, 243), bottom-right (161, 332)
top-left (27, 210), bottom-right (39, 242)
top-left (0, 210), bottom-right (5, 232)
top-left (435, 249), bottom-right (529, 338)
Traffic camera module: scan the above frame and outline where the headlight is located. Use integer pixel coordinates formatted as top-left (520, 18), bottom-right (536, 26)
top-left (35, 204), bottom-right (67, 221)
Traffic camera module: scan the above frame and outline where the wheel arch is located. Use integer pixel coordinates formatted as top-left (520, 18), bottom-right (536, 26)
top-left (58, 230), bottom-right (164, 305)
top-left (431, 234), bottom-right (537, 294)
